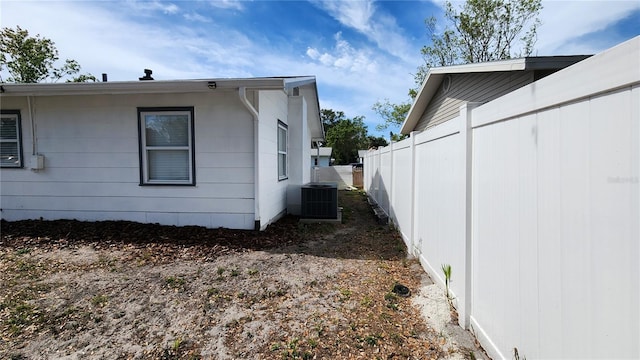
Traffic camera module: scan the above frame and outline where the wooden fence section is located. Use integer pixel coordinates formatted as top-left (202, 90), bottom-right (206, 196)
top-left (363, 38), bottom-right (639, 359)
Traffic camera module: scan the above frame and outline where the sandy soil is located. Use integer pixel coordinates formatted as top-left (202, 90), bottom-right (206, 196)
top-left (1, 191), bottom-right (487, 359)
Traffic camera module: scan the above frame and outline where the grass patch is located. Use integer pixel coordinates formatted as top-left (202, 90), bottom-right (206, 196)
top-left (165, 276), bottom-right (186, 290)
top-left (16, 247), bottom-right (31, 255)
top-left (90, 294), bottom-right (109, 307)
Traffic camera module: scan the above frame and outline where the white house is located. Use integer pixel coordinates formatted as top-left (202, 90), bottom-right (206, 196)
top-left (310, 147), bottom-right (332, 167)
top-left (0, 76), bottom-right (324, 230)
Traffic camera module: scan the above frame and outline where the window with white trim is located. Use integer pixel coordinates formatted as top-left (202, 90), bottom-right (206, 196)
top-left (0, 110), bottom-right (23, 168)
top-left (277, 120), bottom-right (288, 180)
top-left (138, 107), bottom-right (195, 185)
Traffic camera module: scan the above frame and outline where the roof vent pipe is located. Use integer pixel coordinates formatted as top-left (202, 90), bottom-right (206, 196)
top-left (139, 69), bottom-right (154, 81)
top-left (102, 73), bottom-right (108, 82)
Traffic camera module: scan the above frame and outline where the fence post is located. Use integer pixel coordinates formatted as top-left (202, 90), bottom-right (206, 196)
top-left (409, 132), bottom-right (417, 257)
top-left (460, 103), bottom-right (480, 328)
top-left (389, 142), bottom-right (394, 223)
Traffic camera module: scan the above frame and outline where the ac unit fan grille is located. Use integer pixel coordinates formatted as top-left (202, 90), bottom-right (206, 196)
top-left (301, 183), bottom-right (338, 219)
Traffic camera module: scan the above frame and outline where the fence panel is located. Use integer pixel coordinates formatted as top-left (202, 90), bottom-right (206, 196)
top-left (412, 118), bottom-right (467, 308)
top-left (363, 38), bottom-right (639, 359)
top-left (390, 141), bottom-right (413, 241)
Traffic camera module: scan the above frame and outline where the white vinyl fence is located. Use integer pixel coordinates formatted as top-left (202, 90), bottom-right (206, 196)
top-left (364, 38), bottom-right (639, 359)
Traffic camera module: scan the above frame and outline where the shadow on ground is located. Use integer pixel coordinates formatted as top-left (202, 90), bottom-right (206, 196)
top-left (270, 190), bottom-right (407, 260)
top-left (0, 191), bottom-right (401, 261)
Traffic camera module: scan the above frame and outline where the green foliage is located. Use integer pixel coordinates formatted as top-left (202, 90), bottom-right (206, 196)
top-left (0, 26), bottom-right (95, 83)
top-left (366, 135), bottom-right (388, 148)
top-left (372, 99), bottom-right (411, 140)
top-left (374, 0), bottom-right (541, 137)
top-left (441, 264), bottom-right (452, 299)
top-left (416, 0), bottom-right (542, 85)
top-left (322, 109), bottom-right (369, 164)
top-left (90, 294), bottom-right (109, 307)
top-left (165, 276), bottom-right (186, 290)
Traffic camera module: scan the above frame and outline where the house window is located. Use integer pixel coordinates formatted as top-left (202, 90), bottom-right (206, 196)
top-left (0, 110), bottom-right (23, 168)
top-left (277, 120), bottom-right (288, 180)
top-left (138, 107), bottom-right (195, 185)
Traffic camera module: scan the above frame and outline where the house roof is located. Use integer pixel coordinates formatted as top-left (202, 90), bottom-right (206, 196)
top-left (400, 55), bottom-right (591, 134)
top-left (311, 147), bottom-right (332, 157)
top-left (0, 75), bottom-right (324, 141)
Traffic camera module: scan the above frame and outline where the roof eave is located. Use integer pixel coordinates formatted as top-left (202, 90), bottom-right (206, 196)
top-left (0, 77), bottom-right (305, 97)
top-left (400, 55), bottom-right (593, 134)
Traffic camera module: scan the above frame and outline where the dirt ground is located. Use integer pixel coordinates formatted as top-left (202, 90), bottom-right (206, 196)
top-left (0, 190), bottom-right (487, 359)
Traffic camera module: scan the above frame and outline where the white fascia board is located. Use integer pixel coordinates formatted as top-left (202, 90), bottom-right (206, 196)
top-left (283, 76), bottom-right (317, 90)
top-left (400, 72), bottom-right (444, 134)
top-left (430, 58), bottom-right (527, 75)
top-left (0, 78), bottom-right (291, 97)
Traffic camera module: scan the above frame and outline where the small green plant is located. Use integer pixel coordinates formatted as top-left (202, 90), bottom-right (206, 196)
top-left (165, 276), bottom-right (186, 290)
top-left (384, 291), bottom-right (399, 311)
top-left (288, 337), bottom-right (300, 350)
top-left (172, 337), bottom-right (182, 351)
top-left (16, 247), bottom-right (31, 255)
top-left (338, 287), bottom-right (352, 300)
top-left (90, 294), bottom-right (109, 307)
top-left (206, 287), bottom-right (219, 296)
top-left (216, 267), bottom-right (225, 276)
top-left (307, 338), bottom-right (318, 349)
top-left (247, 268), bottom-right (259, 276)
top-left (270, 342), bottom-right (282, 351)
top-left (384, 292), bottom-right (397, 302)
top-left (364, 333), bottom-right (382, 346)
top-left (441, 264), bottom-right (452, 299)
top-left (230, 269), bottom-right (240, 277)
top-left (360, 295), bottom-right (373, 307)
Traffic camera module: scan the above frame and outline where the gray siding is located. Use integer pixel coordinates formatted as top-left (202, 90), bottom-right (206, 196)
top-left (415, 71), bottom-right (534, 131)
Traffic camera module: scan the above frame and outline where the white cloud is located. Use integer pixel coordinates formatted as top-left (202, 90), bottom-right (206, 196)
top-left (126, 0), bottom-right (180, 14)
top-left (208, 0), bottom-right (245, 11)
top-left (306, 32), bottom-right (378, 72)
top-left (537, 0), bottom-right (640, 54)
top-left (316, 0), bottom-right (375, 33)
top-left (312, 0), bottom-right (418, 63)
top-left (183, 12), bottom-right (212, 23)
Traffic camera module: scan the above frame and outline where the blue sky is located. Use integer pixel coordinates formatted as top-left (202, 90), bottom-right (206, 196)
top-left (1, 0), bottom-right (639, 138)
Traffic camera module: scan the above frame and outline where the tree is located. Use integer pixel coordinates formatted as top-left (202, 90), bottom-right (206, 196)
top-left (366, 135), bottom-right (388, 149)
top-left (0, 26), bottom-right (95, 83)
top-left (321, 109), bottom-right (369, 165)
top-left (416, 0), bottom-right (542, 85)
top-left (374, 0), bottom-right (541, 136)
top-left (372, 99), bottom-right (411, 140)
